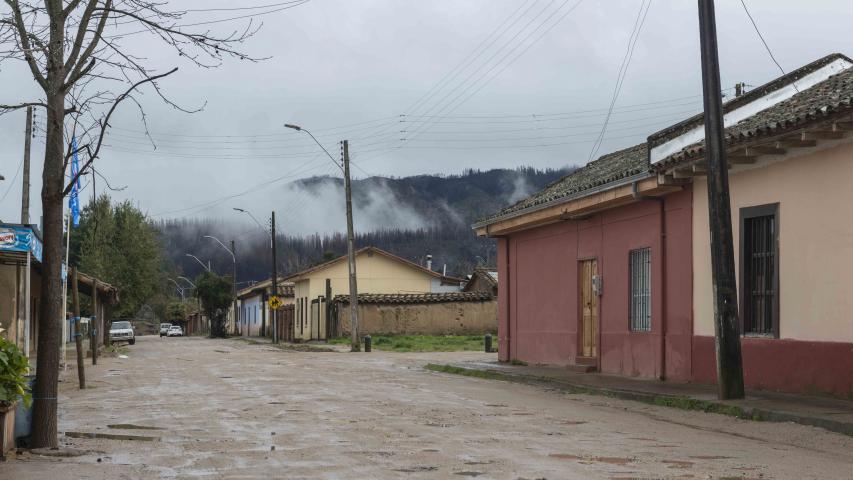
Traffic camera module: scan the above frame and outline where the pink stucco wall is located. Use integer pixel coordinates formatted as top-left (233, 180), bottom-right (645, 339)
top-left (498, 186), bottom-right (693, 380)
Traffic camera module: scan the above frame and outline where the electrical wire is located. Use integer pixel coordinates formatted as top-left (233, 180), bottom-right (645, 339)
top-left (739, 0), bottom-right (796, 92)
top-left (588, 0), bottom-right (651, 161)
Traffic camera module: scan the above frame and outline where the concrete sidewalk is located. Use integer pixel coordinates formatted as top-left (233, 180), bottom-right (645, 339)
top-left (440, 360), bottom-right (853, 436)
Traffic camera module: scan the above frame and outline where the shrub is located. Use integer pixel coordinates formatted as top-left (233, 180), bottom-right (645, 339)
top-left (0, 338), bottom-right (31, 408)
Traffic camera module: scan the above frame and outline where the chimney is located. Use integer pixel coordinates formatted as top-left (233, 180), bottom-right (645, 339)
top-left (735, 82), bottom-right (744, 97)
top-left (443, 264), bottom-right (447, 276)
top-left (426, 254), bottom-right (433, 271)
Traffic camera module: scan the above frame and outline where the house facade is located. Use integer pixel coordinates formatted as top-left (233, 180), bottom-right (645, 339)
top-left (477, 53), bottom-right (853, 395)
top-left (284, 247), bottom-right (463, 341)
top-left (235, 278), bottom-right (294, 337)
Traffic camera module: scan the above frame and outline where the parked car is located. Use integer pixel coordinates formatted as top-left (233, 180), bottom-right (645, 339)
top-left (167, 325), bottom-right (183, 337)
top-left (109, 321), bottom-right (135, 345)
top-left (159, 323), bottom-right (172, 337)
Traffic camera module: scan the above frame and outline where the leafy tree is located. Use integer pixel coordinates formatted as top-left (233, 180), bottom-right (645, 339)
top-left (166, 301), bottom-right (187, 325)
top-left (71, 194), bottom-right (163, 319)
top-left (195, 271), bottom-right (232, 338)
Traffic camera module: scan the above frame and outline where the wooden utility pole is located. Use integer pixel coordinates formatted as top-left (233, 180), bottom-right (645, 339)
top-left (91, 277), bottom-right (98, 365)
top-left (697, 0), bottom-right (745, 399)
top-left (71, 267), bottom-right (85, 389)
top-left (325, 278), bottom-right (332, 340)
top-left (21, 106), bottom-right (32, 224)
top-left (342, 140), bottom-right (360, 351)
top-left (271, 211), bottom-right (279, 343)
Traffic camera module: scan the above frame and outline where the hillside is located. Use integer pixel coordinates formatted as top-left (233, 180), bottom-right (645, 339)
top-left (155, 166), bottom-right (570, 282)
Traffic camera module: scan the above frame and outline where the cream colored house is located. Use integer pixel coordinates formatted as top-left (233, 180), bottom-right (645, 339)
top-left (284, 247), bottom-right (463, 341)
top-left (650, 52), bottom-right (853, 394)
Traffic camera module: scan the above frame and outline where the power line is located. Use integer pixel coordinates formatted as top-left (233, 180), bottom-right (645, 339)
top-left (738, 0), bottom-right (795, 90)
top-left (0, 156), bottom-right (24, 204)
top-left (588, 0), bottom-right (651, 161)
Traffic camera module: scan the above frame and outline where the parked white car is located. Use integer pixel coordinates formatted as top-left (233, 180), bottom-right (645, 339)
top-left (109, 321), bottom-right (136, 345)
top-left (159, 323), bottom-right (172, 337)
top-left (167, 325), bottom-right (183, 337)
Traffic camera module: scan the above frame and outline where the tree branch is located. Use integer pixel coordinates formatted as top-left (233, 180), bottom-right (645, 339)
top-left (4, 0), bottom-right (48, 90)
top-left (63, 66), bottom-right (178, 196)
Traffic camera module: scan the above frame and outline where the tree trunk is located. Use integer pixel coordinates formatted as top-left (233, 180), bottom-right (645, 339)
top-left (30, 89), bottom-right (66, 448)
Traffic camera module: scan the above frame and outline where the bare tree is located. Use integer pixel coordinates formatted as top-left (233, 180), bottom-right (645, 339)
top-left (0, 0), bottom-right (269, 448)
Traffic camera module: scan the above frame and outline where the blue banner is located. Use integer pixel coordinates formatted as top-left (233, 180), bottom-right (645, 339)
top-left (0, 224), bottom-right (43, 262)
top-left (69, 137), bottom-right (81, 228)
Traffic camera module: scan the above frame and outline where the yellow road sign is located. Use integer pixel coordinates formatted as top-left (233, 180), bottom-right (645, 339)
top-left (268, 296), bottom-right (283, 310)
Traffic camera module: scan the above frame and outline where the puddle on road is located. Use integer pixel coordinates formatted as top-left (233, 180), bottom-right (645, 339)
top-left (65, 431), bottom-right (159, 441)
top-left (548, 454), bottom-right (635, 466)
top-left (690, 455), bottom-right (733, 460)
top-left (454, 471), bottom-right (484, 477)
top-left (394, 465), bottom-right (437, 473)
top-left (662, 459), bottom-right (694, 469)
top-left (107, 424), bottom-right (165, 431)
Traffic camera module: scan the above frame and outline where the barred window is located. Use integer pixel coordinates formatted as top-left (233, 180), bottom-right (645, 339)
top-left (741, 204), bottom-right (779, 336)
top-left (629, 248), bottom-right (652, 332)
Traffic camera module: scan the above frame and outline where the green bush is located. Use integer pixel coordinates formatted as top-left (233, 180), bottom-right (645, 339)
top-left (0, 338), bottom-right (31, 408)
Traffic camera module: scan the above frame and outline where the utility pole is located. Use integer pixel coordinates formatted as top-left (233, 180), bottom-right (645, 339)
top-left (91, 277), bottom-right (98, 365)
top-left (697, 0), bottom-right (745, 400)
top-left (231, 239), bottom-right (237, 336)
top-left (21, 106), bottom-right (32, 224)
top-left (71, 267), bottom-right (85, 389)
top-left (342, 140), bottom-right (360, 352)
top-left (271, 211), bottom-right (279, 343)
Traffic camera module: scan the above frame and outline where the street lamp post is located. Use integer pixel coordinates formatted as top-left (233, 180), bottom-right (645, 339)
top-left (204, 235), bottom-right (238, 336)
top-left (285, 123), bottom-right (360, 351)
top-left (167, 278), bottom-right (185, 302)
top-left (186, 253), bottom-right (212, 273)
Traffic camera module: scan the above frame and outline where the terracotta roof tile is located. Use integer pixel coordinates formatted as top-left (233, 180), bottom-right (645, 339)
top-left (333, 292), bottom-right (494, 305)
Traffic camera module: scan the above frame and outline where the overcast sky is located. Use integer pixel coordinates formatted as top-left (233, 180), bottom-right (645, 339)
top-left (1, 0), bottom-right (852, 232)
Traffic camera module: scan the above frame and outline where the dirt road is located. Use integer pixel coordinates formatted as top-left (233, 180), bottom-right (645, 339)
top-left (3, 336), bottom-right (852, 479)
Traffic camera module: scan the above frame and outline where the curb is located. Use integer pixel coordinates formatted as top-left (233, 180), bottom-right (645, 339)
top-left (424, 363), bottom-right (853, 437)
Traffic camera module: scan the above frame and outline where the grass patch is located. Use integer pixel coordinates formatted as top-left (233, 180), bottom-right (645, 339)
top-left (329, 334), bottom-right (490, 352)
top-left (652, 396), bottom-right (750, 419)
top-left (425, 363), bottom-right (512, 381)
top-left (509, 358), bottom-right (528, 366)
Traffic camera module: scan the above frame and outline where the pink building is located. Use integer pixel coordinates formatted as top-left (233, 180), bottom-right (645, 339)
top-left (476, 53), bottom-right (853, 396)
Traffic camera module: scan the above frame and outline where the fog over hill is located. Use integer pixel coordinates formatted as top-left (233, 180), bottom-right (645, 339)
top-left (156, 166), bottom-right (570, 282)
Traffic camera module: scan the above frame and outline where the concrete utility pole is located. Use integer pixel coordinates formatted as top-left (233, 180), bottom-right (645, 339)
top-left (283, 124), bottom-right (360, 350)
top-left (697, 0), bottom-right (745, 400)
top-left (271, 211), bottom-right (279, 343)
top-left (231, 239), bottom-right (237, 336)
top-left (342, 140), bottom-right (360, 352)
top-left (21, 106), bottom-right (32, 224)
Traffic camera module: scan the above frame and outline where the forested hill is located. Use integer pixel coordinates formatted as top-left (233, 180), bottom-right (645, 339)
top-left (155, 166), bottom-right (570, 282)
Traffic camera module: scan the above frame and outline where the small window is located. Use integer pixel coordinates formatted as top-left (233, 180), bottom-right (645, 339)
top-left (740, 204), bottom-right (779, 336)
top-left (629, 248), bottom-right (652, 332)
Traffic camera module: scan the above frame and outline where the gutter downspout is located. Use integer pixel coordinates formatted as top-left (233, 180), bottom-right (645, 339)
top-left (632, 181), bottom-right (668, 381)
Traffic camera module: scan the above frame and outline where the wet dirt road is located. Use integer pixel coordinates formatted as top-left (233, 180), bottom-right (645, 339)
top-left (3, 336), bottom-right (853, 479)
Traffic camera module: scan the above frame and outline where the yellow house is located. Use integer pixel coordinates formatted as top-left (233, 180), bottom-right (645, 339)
top-left (284, 247), bottom-right (463, 341)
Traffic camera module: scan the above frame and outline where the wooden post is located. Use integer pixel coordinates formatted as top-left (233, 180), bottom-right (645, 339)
top-left (91, 277), bottom-right (98, 365)
top-left (71, 267), bottom-right (85, 389)
top-left (325, 278), bottom-right (332, 340)
top-left (342, 140), bottom-right (360, 352)
top-left (21, 106), bottom-right (32, 224)
top-left (271, 211), bottom-right (279, 343)
top-left (697, 0), bottom-right (745, 399)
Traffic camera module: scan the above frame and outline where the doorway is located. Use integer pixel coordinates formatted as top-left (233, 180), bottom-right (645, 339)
top-left (579, 259), bottom-right (599, 359)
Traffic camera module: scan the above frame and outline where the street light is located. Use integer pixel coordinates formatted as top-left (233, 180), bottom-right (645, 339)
top-left (233, 207), bottom-right (278, 341)
top-left (167, 278), bottom-right (185, 302)
top-left (185, 253), bottom-right (211, 272)
top-left (177, 276), bottom-right (196, 288)
top-left (204, 235), bottom-right (237, 336)
top-left (233, 207), bottom-right (271, 248)
top-left (285, 123), bottom-right (360, 351)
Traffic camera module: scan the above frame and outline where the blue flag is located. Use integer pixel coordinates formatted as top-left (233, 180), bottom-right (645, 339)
top-left (69, 137), bottom-right (81, 228)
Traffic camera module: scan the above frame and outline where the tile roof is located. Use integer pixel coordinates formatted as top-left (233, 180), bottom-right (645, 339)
top-left (651, 53), bottom-right (853, 168)
top-left (476, 53), bottom-right (853, 228)
top-left (333, 292), bottom-right (494, 305)
top-left (475, 143), bottom-right (649, 226)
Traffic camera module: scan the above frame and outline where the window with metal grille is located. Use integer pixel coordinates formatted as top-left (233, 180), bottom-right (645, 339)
top-left (741, 204), bottom-right (779, 336)
top-left (629, 248), bottom-right (652, 332)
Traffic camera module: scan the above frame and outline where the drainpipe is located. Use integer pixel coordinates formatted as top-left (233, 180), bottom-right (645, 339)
top-left (632, 182), bottom-right (668, 381)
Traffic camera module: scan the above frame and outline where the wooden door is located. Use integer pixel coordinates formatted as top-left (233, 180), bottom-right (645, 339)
top-left (579, 259), bottom-right (598, 358)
